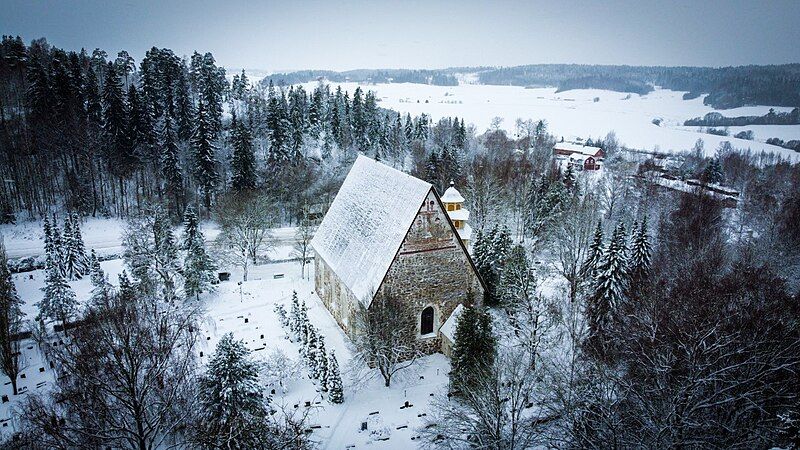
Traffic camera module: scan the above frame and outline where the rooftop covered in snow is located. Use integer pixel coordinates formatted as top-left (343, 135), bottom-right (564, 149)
top-left (311, 155), bottom-right (433, 307)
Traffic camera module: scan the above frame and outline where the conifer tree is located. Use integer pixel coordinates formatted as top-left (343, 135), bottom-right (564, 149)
top-left (450, 303), bottom-right (496, 391)
top-left (161, 112), bottom-right (184, 217)
top-left (581, 221), bottom-right (604, 278)
top-left (585, 222), bottom-right (629, 358)
top-left (316, 335), bottom-right (329, 389)
top-left (70, 213), bottom-right (89, 275)
top-left (88, 249), bottom-right (112, 305)
top-left (196, 333), bottom-right (271, 448)
top-left (181, 206), bottom-right (216, 300)
top-left (192, 100), bottom-right (219, 210)
top-left (289, 291), bottom-right (301, 340)
top-left (38, 252), bottom-right (77, 333)
top-left (230, 112), bottom-right (257, 193)
top-left (0, 237), bottom-right (25, 395)
top-left (304, 325), bottom-right (317, 366)
top-left (628, 218), bottom-right (652, 289)
top-left (326, 349), bottom-right (344, 404)
top-left (563, 163), bottom-right (576, 188)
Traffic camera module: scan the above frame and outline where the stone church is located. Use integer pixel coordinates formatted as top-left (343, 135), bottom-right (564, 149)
top-left (311, 155), bottom-right (485, 355)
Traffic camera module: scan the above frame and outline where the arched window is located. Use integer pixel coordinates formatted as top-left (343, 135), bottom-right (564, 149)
top-left (421, 306), bottom-right (434, 335)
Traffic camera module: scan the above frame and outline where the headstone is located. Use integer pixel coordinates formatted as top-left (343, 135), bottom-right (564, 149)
top-left (39, 367), bottom-right (45, 373)
top-left (305, 401), bottom-right (311, 407)
top-left (1, 395), bottom-right (8, 403)
top-left (218, 272), bottom-right (231, 282)
top-left (361, 421), bottom-right (368, 431)
top-left (244, 318), bottom-right (248, 323)
top-left (20, 373), bottom-right (25, 379)
top-left (199, 351), bottom-right (203, 357)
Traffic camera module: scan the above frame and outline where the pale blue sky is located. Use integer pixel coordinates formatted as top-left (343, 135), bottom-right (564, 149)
top-left (1, 0), bottom-right (798, 71)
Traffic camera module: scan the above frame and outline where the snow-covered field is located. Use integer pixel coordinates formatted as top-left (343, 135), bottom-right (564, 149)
top-left (0, 219), bottom-right (299, 260)
top-left (298, 81), bottom-right (800, 161)
top-left (1, 235), bottom-right (451, 448)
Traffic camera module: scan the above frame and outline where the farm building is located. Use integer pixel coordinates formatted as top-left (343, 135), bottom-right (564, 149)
top-left (553, 142), bottom-right (605, 171)
top-left (311, 156), bottom-right (485, 355)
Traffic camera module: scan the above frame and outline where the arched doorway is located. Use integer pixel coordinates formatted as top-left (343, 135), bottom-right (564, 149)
top-left (421, 306), bottom-right (434, 335)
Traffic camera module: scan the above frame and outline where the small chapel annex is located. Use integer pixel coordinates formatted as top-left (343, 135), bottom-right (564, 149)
top-left (311, 155), bottom-right (485, 355)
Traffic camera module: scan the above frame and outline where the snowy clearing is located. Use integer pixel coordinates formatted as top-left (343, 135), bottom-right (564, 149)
top-left (297, 81), bottom-right (800, 161)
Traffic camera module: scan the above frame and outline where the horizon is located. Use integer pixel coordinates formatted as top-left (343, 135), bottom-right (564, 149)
top-left (2, 0), bottom-right (799, 72)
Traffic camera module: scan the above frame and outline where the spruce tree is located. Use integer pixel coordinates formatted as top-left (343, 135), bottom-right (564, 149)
top-left (161, 112), bottom-right (184, 218)
top-left (316, 335), bottom-right (329, 390)
top-left (230, 112), bottom-right (257, 192)
top-left (38, 252), bottom-right (77, 333)
top-left (581, 221), bottom-right (604, 278)
top-left (586, 222), bottom-right (629, 358)
top-left (70, 213), bottom-right (89, 275)
top-left (0, 237), bottom-right (24, 395)
top-left (326, 349), bottom-right (344, 404)
top-left (628, 218), bottom-right (652, 293)
top-left (305, 325), bottom-right (318, 372)
top-left (88, 249), bottom-right (112, 305)
top-left (450, 303), bottom-right (496, 391)
top-left (181, 206), bottom-right (216, 300)
top-left (289, 291), bottom-right (301, 340)
top-left (192, 100), bottom-right (219, 210)
top-left (196, 333), bottom-right (271, 448)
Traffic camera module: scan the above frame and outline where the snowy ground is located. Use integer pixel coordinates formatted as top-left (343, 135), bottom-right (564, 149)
top-left (297, 81), bottom-right (800, 161)
top-left (1, 249), bottom-right (452, 448)
top-left (0, 219), bottom-right (299, 261)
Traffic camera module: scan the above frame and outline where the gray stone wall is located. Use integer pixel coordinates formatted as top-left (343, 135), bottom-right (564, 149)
top-left (379, 190), bottom-right (484, 355)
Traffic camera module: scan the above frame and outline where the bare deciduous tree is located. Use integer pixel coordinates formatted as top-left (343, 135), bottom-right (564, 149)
top-left (18, 286), bottom-right (201, 450)
top-left (214, 192), bottom-right (277, 281)
top-left (351, 292), bottom-right (421, 387)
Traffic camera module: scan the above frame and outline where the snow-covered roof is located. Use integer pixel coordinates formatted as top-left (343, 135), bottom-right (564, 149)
top-left (458, 223), bottom-right (473, 242)
top-left (447, 208), bottom-right (470, 221)
top-left (554, 142), bottom-right (602, 155)
top-left (441, 183), bottom-right (465, 203)
top-left (440, 303), bottom-right (465, 342)
top-left (311, 155), bottom-right (432, 307)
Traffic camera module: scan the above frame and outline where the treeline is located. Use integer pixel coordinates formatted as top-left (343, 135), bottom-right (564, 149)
top-left (264, 68), bottom-right (459, 86)
top-left (477, 63), bottom-right (800, 109)
top-left (0, 36), bottom-right (474, 225)
top-left (685, 107), bottom-right (800, 126)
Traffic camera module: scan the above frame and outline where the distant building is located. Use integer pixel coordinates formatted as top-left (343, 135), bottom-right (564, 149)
top-left (311, 156), bottom-right (485, 355)
top-left (553, 142), bottom-right (605, 171)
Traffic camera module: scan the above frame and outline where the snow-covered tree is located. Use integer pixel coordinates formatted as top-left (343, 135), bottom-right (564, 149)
top-left (88, 249), bottom-right (112, 305)
top-left (581, 221), bottom-right (604, 278)
top-left (288, 291), bottom-right (301, 340)
top-left (181, 206), bottom-right (216, 301)
top-left (315, 335), bottom-right (329, 390)
top-left (0, 237), bottom-right (25, 395)
top-left (629, 218), bottom-right (652, 283)
top-left (122, 209), bottom-right (182, 300)
top-left (37, 252), bottom-right (77, 333)
top-left (450, 303), bottom-right (496, 391)
top-left (291, 208), bottom-right (315, 279)
top-left (62, 214), bottom-right (88, 280)
top-left (326, 349), bottom-right (344, 404)
top-left (304, 325), bottom-right (318, 372)
top-left (229, 111), bottom-right (257, 193)
top-left (196, 333), bottom-right (271, 448)
top-left (192, 100), bottom-right (219, 210)
top-left (585, 222), bottom-right (629, 358)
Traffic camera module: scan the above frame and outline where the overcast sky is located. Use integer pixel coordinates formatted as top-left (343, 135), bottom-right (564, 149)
top-left (2, 0), bottom-right (799, 72)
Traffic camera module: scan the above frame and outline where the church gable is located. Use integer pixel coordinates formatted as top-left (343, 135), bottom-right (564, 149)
top-left (377, 189), bottom-right (484, 343)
